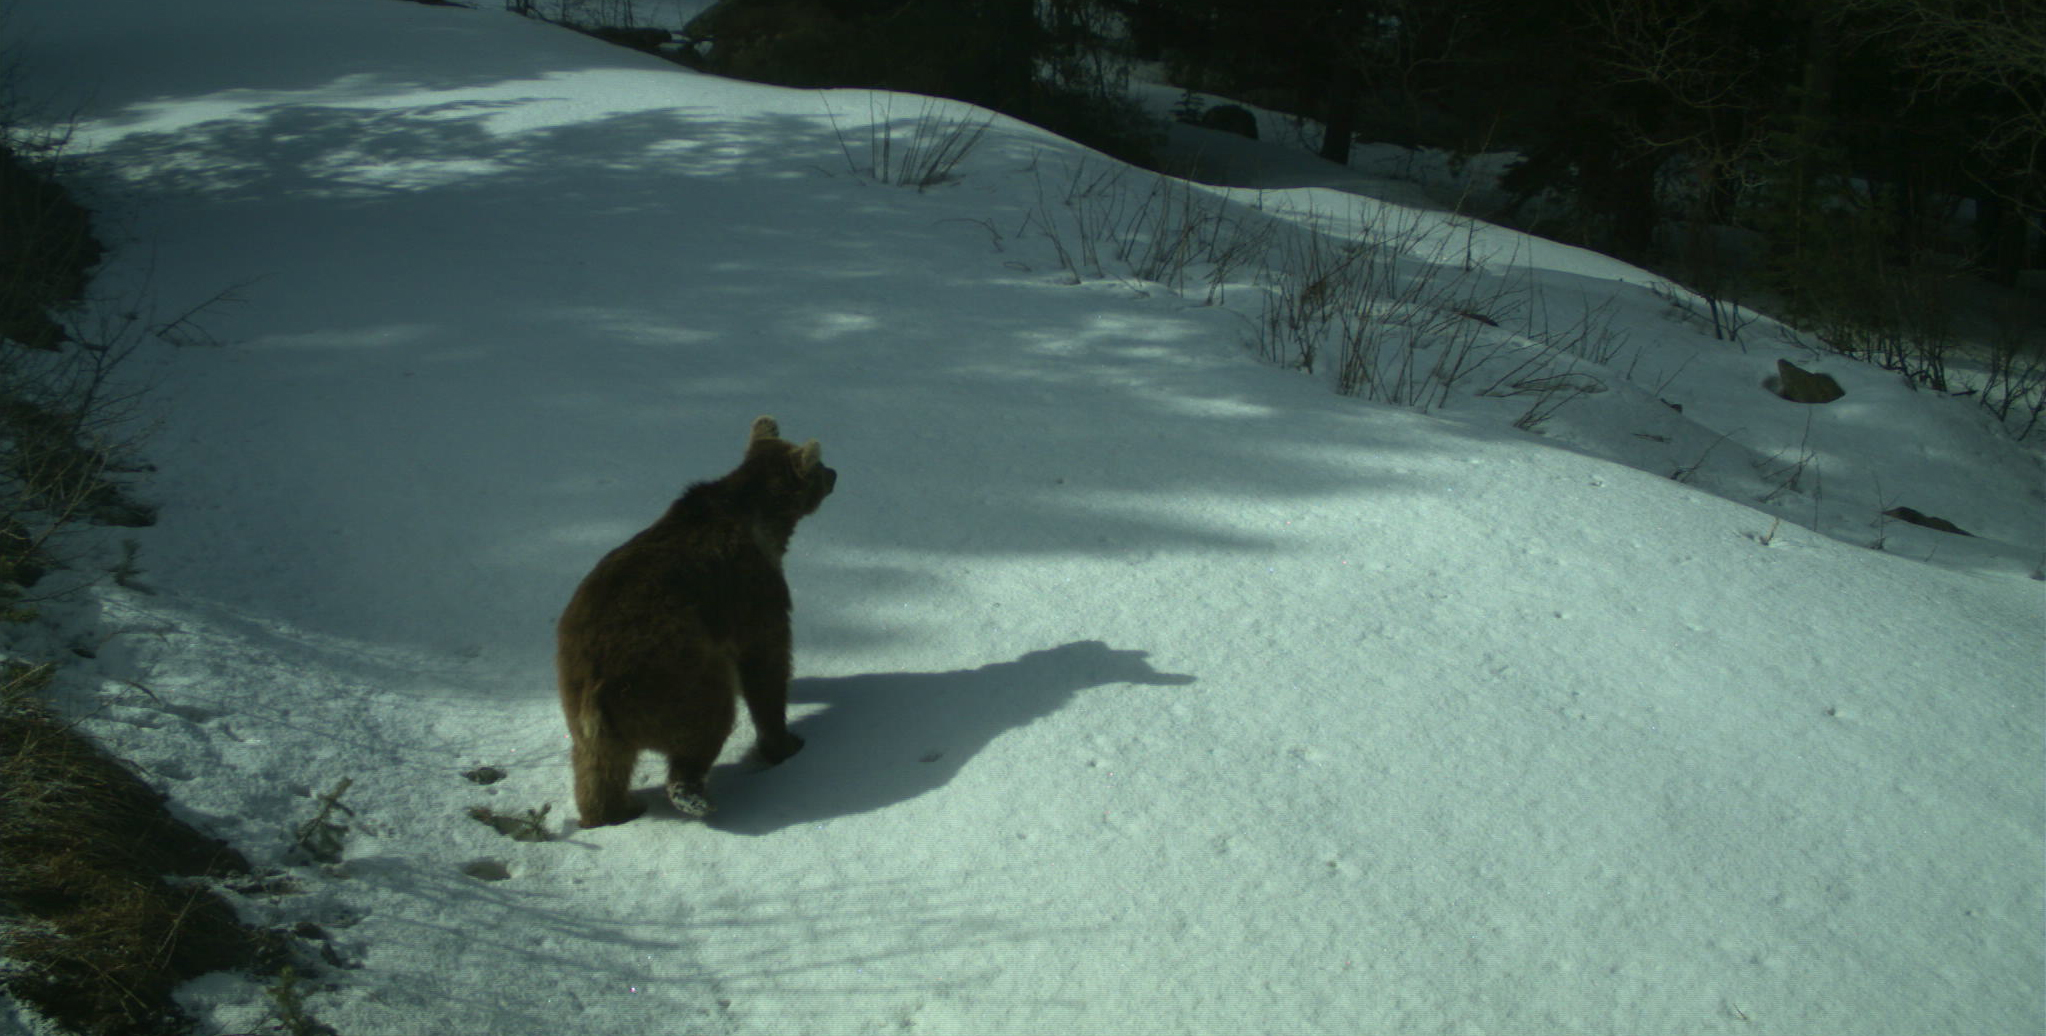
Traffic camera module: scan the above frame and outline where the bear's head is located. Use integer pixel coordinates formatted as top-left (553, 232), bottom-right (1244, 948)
top-left (740, 415), bottom-right (836, 521)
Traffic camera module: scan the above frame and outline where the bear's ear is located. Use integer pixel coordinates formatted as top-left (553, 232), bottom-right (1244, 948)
top-left (795, 440), bottom-right (824, 472)
top-left (748, 416), bottom-right (780, 444)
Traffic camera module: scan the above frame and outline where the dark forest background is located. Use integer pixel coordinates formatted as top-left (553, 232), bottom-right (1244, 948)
top-left (648, 0), bottom-right (2044, 367)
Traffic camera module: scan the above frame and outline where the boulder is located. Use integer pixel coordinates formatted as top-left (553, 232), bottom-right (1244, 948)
top-left (1198, 104), bottom-right (1259, 140)
top-left (1770, 359), bottom-right (1845, 403)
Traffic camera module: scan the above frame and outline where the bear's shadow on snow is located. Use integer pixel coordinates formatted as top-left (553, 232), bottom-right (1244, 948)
top-left (660, 641), bottom-right (1193, 835)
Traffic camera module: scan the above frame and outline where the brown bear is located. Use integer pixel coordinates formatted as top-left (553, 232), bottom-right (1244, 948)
top-left (556, 416), bottom-right (836, 827)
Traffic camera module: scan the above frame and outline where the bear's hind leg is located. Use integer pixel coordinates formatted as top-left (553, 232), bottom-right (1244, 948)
top-left (662, 676), bottom-right (736, 817)
top-left (664, 757), bottom-right (715, 817)
top-left (572, 736), bottom-right (645, 828)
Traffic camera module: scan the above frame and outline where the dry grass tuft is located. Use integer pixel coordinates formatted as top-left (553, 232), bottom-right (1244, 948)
top-left (0, 663), bottom-right (283, 1036)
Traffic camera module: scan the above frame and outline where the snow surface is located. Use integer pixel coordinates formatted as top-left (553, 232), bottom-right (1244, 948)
top-left (7, 1), bottom-right (2043, 1033)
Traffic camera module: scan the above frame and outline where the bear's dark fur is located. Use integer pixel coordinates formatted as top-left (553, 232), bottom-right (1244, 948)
top-left (556, 416), bottom-right (836, 827)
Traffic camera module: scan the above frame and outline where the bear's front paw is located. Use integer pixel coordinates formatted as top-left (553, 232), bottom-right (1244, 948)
top-left (755, 733), bottom-right (804, 766)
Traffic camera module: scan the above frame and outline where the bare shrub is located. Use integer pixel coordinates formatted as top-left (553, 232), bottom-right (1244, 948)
top-left (826, 95), bottom-right (992, 190)
top-left (1252, 204), bottom-right (1628, 416)
top-left (1015, 163), bottom-right (1631, 424)
top-left (1022, 158), bottom-right (1276, 302)
top-left (1979, 302), bottom-right (2046, 439)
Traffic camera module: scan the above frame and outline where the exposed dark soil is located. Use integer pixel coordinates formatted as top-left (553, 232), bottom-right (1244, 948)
top-left (1, 666), bottom-right (286, 1036)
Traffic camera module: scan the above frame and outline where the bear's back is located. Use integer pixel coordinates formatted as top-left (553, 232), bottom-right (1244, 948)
top-left (560, 485), bottom-right (791, 651)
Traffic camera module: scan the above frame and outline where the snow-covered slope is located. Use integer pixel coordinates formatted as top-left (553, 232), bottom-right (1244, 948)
top-left (9, 1), bottom-right (2041, 1033)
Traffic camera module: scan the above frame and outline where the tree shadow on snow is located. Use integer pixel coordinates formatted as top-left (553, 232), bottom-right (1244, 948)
top-left (689, 641), bottom-right (1193, 835)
